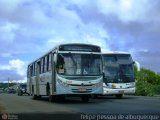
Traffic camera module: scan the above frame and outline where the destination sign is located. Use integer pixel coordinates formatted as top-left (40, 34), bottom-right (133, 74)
top-left (59, 44), bottom-right (101, 52)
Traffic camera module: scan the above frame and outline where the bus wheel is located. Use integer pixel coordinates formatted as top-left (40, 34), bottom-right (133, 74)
top-left (37, 95), bottom-right (41, 100)
top-left (49, 95), bottom-right (54, 102)
top-left (33, 94), bottom-right (37, 100)
top-left (81, 96), bottom-right (89, 102)
top-left (32, 89), bottom-right (37, 100)
top-left (47, 85), bottom-right (54, 102)
top-left (116, 94), bottom-right (123, 99)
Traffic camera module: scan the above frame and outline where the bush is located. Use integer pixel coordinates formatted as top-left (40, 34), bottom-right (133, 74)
top-left (136, 82), bottom-right (160, 96)
top-left (135, 67), bottom-right (160, 96)
top-left (153, 85), bottom-right (160, 95)
top-left (136, 82), bottom-right (156, 96)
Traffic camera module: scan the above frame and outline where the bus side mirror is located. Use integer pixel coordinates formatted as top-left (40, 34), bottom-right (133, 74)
top-left (133, 61), bottom-right (135, 64)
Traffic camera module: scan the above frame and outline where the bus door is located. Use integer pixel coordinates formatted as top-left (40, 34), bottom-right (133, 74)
top-left (29, 77), bottom-right (32, 95)
top-left (51, 53), bottom-right (56, 95)
top-left (36, 61), bottom-right (40, 95)
top-left (28, 66), bottom-right (32, 95)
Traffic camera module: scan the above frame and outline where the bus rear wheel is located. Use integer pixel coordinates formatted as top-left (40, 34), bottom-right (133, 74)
top-left (47, 85), bottom-right (56, 102)
top-left (49, 95), bottom-right (54, 102)
top-left (33, 94), bottom-right (38, 100)
top-left (32, 87), bottom-right (37, 100)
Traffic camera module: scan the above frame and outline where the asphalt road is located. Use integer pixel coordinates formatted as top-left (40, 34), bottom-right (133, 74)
top-left (0, 94), bottom-right (160, 120)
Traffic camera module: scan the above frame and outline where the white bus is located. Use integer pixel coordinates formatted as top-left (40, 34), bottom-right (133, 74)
top-left (27, 43), bottom-right (103, 102)
top-left (102, 52), bottom-right (135, 98)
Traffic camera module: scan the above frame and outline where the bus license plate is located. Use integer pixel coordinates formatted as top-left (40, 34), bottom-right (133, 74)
top-left (79, 87), bottom-right (86, 92)
top-left (119, 90), bottom-right (124, 93)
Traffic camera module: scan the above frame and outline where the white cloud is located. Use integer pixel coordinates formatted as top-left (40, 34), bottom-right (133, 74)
top-left (0, 59), bottom-right (26, 76)
top-left (0, 22), bottom-right (19, 42)
top-left (9, 59), bottom-right (26, 76)
top-left (43, 22), bottom-right (110, 52)
top-left (97, 0), bottom-right (150, 22)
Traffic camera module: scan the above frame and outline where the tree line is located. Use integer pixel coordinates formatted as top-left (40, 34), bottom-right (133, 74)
top-left (135, 67), bottom-right (160, 96)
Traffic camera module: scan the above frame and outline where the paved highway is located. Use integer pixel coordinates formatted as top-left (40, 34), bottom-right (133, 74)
top-left (0, 94), bottom-right (160, 120)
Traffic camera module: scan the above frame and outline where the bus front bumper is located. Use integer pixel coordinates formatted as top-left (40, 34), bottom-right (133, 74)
top-left (103, 87), bottom-right (135, 95)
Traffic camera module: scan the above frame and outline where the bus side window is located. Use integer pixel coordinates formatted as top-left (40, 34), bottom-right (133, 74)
top-left (27, 66), bottom-right (30, 77)
top-left (34, 62), bottom-right (37, 76)
top-left (41, 59), bottom-right (43, 74)
top-left (45, 55), bottom-right (49, 71)
top-left (45, 56), bottom-right (47, 72)
top-left (43, 57), bottom-right (45, 73)
top-left (48, 54), bottom-right (51, 71)
top-left (46, 54), bottom-right (49, 71)
top-left (30, 65), bottom-right (33, 76)
top-left (32, 63), bottom-right (35, 76)
top-left (34, 63), bottom-right (36, 76)
top-left (38, 61), bottom-right (41, 74)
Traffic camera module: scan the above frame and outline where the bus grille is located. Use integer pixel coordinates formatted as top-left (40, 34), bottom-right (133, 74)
top-left (71, 89), bottom-right (92, 93)
top-left (70, 84), bottom-right (94, 86)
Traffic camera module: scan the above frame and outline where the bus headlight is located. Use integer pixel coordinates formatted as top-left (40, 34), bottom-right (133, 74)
top-left (58, 79), bottom-right (69, 87)
top-left (130, 82), bottom-right (135, 86)
top-left (112, 84), bottom-right (116, 88)
top-left (104, 83), bottom-right (112, 88)
top-left (62, 82), bottom-right (69, 87)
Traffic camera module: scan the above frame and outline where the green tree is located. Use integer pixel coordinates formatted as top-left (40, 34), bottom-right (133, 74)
top-left (135, 68), bottom-right (160, 96)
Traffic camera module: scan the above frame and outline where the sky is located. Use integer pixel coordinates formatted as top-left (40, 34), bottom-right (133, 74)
top-left (0, 0), bottom-right (160, 82)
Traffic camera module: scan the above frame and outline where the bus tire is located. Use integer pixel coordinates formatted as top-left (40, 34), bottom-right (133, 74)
top-left (47, 83), bottom-right (55, 102)
top-left (33, 94), bottom-right (37, 100)
top-left (37, 95), bottom-right (41, 100)
top-left (81, 96), bottom-right (89, 102)
top-left (49, 95), bottom-right (58, 102)
top-left (32, 89), bottom-right (37, 100)
top-left (116, 94), bottom-right (123, 99)
top-left (46, 83), bottom-right (50, 96)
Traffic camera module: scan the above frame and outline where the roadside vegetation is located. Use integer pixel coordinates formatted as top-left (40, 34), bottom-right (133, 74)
top-left (135, 67), bottom-right (160, 96)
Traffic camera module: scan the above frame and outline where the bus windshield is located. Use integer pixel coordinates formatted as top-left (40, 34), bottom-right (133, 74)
top-left (103, 54), bottom-right (135, 83)
top-left (119, 64), bottom-right (134, 82)
top-left (104, 64), bottom-right (134, 83)
top-left (104, 64), bottom-right (119, 83)
top-left (57, 53), bottom-right (102, 76)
